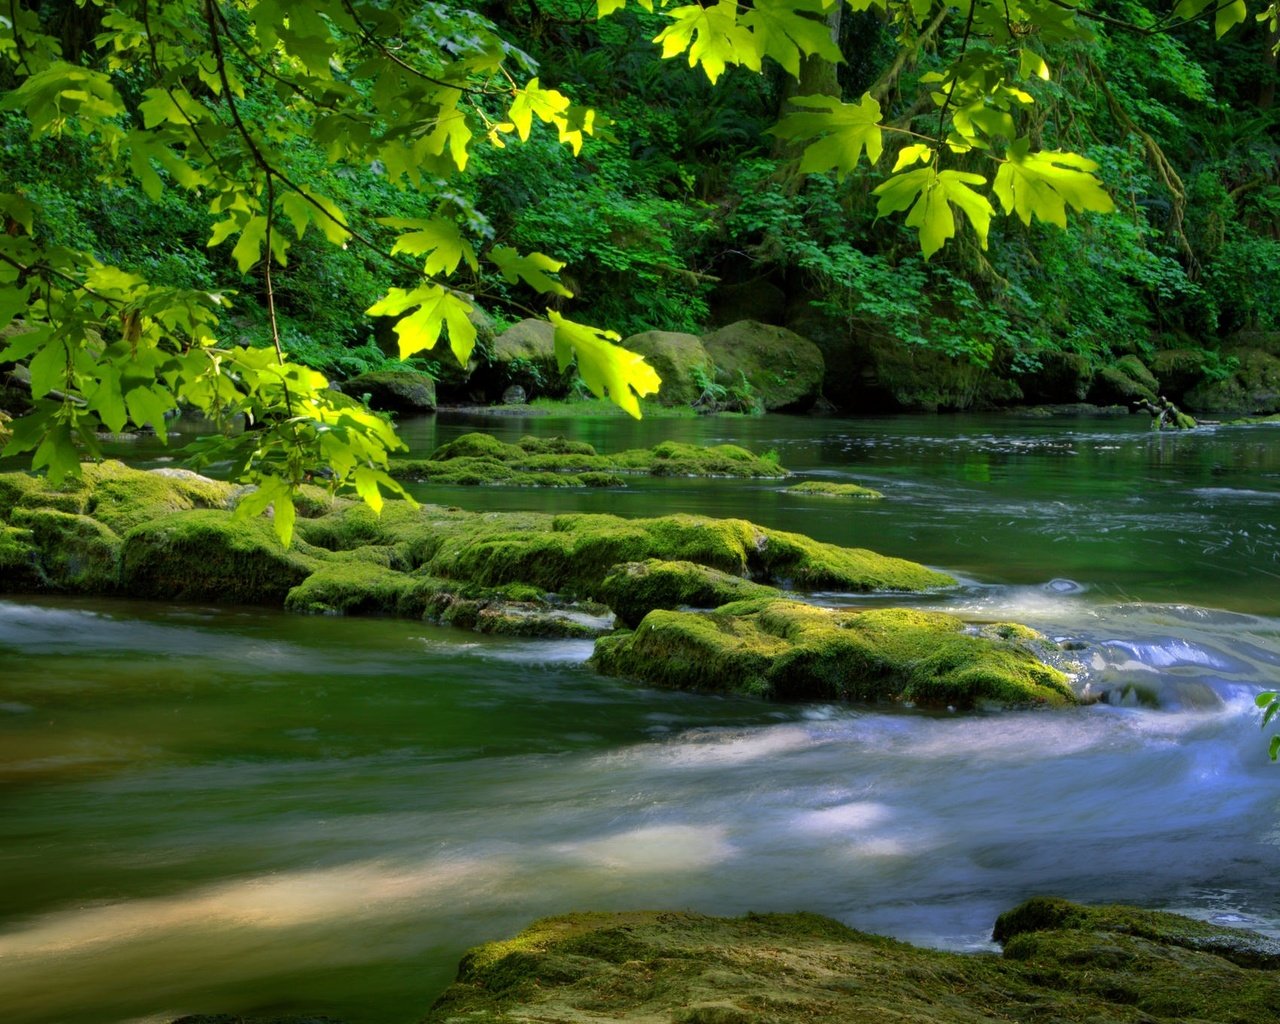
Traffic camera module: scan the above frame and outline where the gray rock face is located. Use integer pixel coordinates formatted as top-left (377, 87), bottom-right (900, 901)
top-left (700, 320), bottom-right (825, 411)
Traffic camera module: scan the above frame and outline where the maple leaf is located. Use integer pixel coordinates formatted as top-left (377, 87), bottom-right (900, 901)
top-left (770, 92), bottom-right (884, 177)
top-left (380, 216), bottom-right (478, 276)
top-left (873, 167), bottom-right (993, 259)
top-left (548, 311), bottom-right (661, 419)
top-left (653, 0), bottom-right (761, 84)
top-left (993, 138), bottom-right (1114, 229)
top-left (366, 285), bottom-right (477, 363)
top-left (740, 0), bottom-right (843, 79)
top-left (489, 246), bottom-right (574, 297)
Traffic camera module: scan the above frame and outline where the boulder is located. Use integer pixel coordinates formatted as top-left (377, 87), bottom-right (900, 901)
top-left (481, 318), bottom-right (572, 399)
top-left (341, 371), bottom-right (436, 414)
top-left (701, 320), bottom-right (825, 411)
top-left (619, 330), bottom-right (714, 406)
top-left (1088, 355), bottom-right (1158, 405)
top-left (120, 509), bottom-right (318, 604)
top-left (1184, 347), bottom-right (1280, 415)
top-left (592, 600), bottom-right (1072, 707)
top-left (425, 898), bottom-right (1280, 1024)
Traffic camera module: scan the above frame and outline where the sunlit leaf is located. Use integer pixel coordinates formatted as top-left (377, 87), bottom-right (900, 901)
top-left (548, 310), bottom-right (660, 418)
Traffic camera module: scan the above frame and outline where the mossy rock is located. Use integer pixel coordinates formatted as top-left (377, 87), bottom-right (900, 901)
top-left (0, 409), bottom-right (10, 446)
top-left (391, 433), bottom-right (786, 486)
top-left (8, 507), bottom-right (121, 592)
top-left (1089, 356), bottom-right (1158, 405)
top-left (786, 481), bottom-right (883, 499)
top-left (592, 600), bottom-right (1072, 706)
top-left (620, 331), bottom-right (715, 407)
top-left (1149, 347), bottom-right (1206, 399)
top-left (426, 899), bottom-right (1280, 1024)
top-left (1185, 348), bottom-right (1280, 415)
top-left (341, 371), bottom-right (436, 413)
top-left (0, 524), bottom-right (43, 589)
top-left (121, 509), bottom-right (319, 604)
top-left (701, 320), bottom-right (825, 412)
top-left (598, 559), bottom-right (780, 628)
top-left (483, 318), bottom-right (573, 399)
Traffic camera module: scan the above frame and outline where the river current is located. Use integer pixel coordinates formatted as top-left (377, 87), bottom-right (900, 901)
top-left (2, 412), bottom-right (1279, 1023)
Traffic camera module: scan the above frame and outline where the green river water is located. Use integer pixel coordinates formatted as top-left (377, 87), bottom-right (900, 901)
top-left (2, 411), bottom-right (1279, 1023)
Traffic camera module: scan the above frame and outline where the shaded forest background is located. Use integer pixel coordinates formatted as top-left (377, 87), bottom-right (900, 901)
top-left (4, 0), bottom-right (1278, 414)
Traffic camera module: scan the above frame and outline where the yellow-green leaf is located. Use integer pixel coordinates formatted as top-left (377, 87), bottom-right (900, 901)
top-left (654, 0), bottom-right (761, 84)
top-left (770, 92), bottom-right (883, 177)
top-left (993, 138), bottom-right (1114, 229)
top-left (1215, 0), bottom-right (1247, 36)
top-left (366, 285), bottom-right (477, 364)
top-left (489, 246), bottom-right (574, 297)
top-left (892, 143), bottom-right (933, 172)
top-left (740, 0), bottom-right (843, 80)
top-left (873, 167), bottom-right (993, 259)
top-left (383, 217), bottom-right (478, 276)
top-left (508, 78), bottom-right (571, 141)
top-left (548, 311), bottom-right (660, 419)
top-left (231, 216), bottom-right (268, 273)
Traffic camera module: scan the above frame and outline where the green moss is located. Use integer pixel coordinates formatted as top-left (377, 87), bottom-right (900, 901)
top-left (593, 600), bottom-right (1073, 707)
top-left (598, 559), bottom-right (780, 628)
top-left (390, 433), bottom-right (787, 485)
top-left (427, 900), bottom-right (1280, 1024)
top-left (82, 463), bottom-right (234, 533)
top-left (121, 509), bottom-right (319, 604)
top-left (786, 481), bottom-right (883, 499)
top-left (994, 896), bottom-right (1280, 968)
top-left (9, 507), bottom-right (121, 592)
top-left (284, 559), bottom-right (414, 614)
top-left (0, 524), bottom-right (43, 590)
top-left (516, 435), bottom-right (598, 456)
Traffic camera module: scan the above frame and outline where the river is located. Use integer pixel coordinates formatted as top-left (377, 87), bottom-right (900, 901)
top-left (2, 411), bottom-right (1279, 1023)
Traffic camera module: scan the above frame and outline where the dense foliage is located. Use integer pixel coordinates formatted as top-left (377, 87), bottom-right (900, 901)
top-left (0, 1), bottom-right (1277, 538)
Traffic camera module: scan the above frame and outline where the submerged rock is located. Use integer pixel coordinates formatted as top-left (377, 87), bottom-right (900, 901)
top-left (785, 480), bottom-right (883, 499)
top-left (592, 600), bottom-right (1073, 706)
top-left (424, 898), bottom-right (1280, 1024)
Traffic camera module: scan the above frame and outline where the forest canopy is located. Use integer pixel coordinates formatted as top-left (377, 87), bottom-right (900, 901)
top-left (0, 0), bottom-right (1276, 542)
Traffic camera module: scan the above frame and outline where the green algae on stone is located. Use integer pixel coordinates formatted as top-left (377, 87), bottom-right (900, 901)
top-left (593, 600), bottom-right (1073, 707)
top-left (424, 900), bottom-right (1280, 1024)
top-left (786, 480), bottom-right (884, 499)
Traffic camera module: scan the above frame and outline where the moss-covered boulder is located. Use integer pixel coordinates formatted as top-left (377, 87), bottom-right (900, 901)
top-left (121, 509), bottom-right (319, 604)
top-left (0, 408), bottom-right (10, 445)
top-left (8, 507), bottom-right (120, 592)
top-left (620, 331), bottom-right (715, 407)
top-left (701, 321), bottom-right (825, 411)
top-left (598, 559), bottom-right (779, 628)
top-left (341, 371), bottom-right (436, 413)
top-left (481, 318), bottom-right (572, 399)
top-left (1185, 347), bottom-right (1280, 415)
top-left (424, 899), bottom-right (1280, 1024)
top-left (786, 481), bottom-right (883, 499)
top-left (1089, 355), bottom-right (1159, 405)
top-left (593, 600), bottom-right (1072, 706)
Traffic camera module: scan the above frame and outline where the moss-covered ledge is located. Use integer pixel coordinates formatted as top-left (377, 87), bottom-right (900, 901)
top-left (421, 899), bottom-right (1280, 1024)
top-left (389, 432), bottom-right (787, 486)
top-left (592, 599), bottom-right (1074, 707)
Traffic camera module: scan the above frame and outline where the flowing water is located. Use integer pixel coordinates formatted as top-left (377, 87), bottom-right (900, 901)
top-left (2, 412), bottom-right (1280, 1024)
